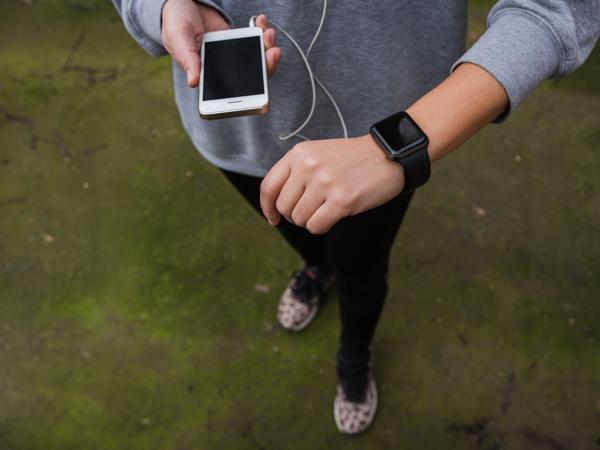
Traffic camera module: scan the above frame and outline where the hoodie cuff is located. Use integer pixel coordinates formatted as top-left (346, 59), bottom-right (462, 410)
top-left (451, 9), bottom-right (562, 123)
top-left (127, 0), bottom-right (168, 56)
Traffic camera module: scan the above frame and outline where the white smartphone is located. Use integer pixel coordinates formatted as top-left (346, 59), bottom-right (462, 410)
top-left (199, 27), bottom-right (269, 120)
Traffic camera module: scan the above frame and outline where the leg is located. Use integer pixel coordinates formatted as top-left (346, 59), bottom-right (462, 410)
top-left (329, 191), bottom-right (413, 433)
top-left (220, 168), bottom-right (330, 269)
top-left (326, 191), bottom-right (414, 361)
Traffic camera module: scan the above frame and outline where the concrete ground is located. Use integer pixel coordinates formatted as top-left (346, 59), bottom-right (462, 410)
top-left (0, 1), bottom-right (599, 449)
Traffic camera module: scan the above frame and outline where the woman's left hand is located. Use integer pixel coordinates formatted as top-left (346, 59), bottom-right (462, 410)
top-left (259, 135), bottom-right (406, 234)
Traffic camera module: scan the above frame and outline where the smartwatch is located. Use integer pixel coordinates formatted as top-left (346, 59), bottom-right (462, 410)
top-left (369, 111), bottom-right (430, 193)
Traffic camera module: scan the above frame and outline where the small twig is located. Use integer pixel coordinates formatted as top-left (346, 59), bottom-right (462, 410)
top-left (405, 254), bottom-right (441, 273)
top-left (82, 143), bottom-right (107, 157)
top-left (517, 427), bottom-right (566, 450)
top-left (0, 105), bottom-right (33, 128)
top-left (62, 33), bottom-right (85, 72)
top-left (447, 417), bottom-right (491, 449)
top-left (65, 0), bottom-right (97, 11)
top-left (53, 132), bottom-right (71, 159)
top-left (241, 422), bottom-right (266, 450)
top-left (68, 65), bottom-right (118, 85)
top-left (30, 71), bottom-right (55, 80)
top-left (501, 371), bottom-right (515, 415)
top-left (62, 34), bottom-right (118, 85)
top-left (30, 133), bottom-right (38, 150)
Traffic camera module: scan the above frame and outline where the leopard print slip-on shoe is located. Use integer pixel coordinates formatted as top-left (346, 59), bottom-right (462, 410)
top-left (277, 263), bottom-right (334, 332)
top-left (333, 371), bottom-right (378, 435)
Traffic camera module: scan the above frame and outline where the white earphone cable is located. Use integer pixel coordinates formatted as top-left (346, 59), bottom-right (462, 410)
top-left (250, 0), bottom-right (348, 141)
top-left (306, 0), bottom-right (328, 59)
top-left (263, 20), bottom-right (318, 140)
top-left (304, 1), bottom-right (348, 140)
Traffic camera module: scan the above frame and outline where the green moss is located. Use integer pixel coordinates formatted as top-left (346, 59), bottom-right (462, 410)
top-left (0, 1), bottom-right (599, 449)
top-left (550, 46), bottom-right (600, 96)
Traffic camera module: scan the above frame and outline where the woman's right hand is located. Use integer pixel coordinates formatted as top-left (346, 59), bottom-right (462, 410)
top-left (161, 0), bottom-right (282, 87)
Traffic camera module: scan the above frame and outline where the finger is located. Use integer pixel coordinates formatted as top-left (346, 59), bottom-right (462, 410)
top-left (167, 25), bottom-right (203, 87)
top-left (256, 15), bottom-right (279, 50)
top-left (305, 201), bottom-right (344, 235)
top-left (264, 27), bottom-right (277, 49)
top-left (275, 173), bottom-right (305, 224)
top-left (255, 13), bottom-right (269, 32)
top-left (260, 159), bottom-right (292, 226)
top-left (266, 47), bottom-right (282, 78)
top-left (290, 188), bottom-right (325, 229)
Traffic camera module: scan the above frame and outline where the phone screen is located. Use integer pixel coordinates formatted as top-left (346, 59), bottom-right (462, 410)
top-left (203, 36), bottom-right (264, 101)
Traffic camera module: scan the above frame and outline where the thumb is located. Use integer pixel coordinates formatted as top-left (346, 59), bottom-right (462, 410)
top-left (183, 50), bottom-right (201, 87)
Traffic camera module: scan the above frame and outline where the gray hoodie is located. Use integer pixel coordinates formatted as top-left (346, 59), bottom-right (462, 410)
top-left (112, 0), bottom-right (599, 177)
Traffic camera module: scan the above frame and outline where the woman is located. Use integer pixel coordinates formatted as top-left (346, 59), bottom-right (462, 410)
top-left (112, 0), bottom-right (599, 434)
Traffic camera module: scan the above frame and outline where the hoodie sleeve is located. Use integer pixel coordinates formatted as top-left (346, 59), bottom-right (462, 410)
top-left (111, 0), bottom-right (234, 57)
top-left (452, 0), bottom-right (600, 122)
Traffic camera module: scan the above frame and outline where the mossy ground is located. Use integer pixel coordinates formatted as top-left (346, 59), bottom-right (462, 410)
top-left (0, 1), bottom-right (599, 449)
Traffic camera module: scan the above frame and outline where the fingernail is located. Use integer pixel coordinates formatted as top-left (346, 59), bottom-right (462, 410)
top-left (186, 69), bottom-right (193, 85)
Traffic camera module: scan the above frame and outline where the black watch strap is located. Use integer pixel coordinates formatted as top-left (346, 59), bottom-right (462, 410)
top-left (399, 148), bottom-right (431, 193)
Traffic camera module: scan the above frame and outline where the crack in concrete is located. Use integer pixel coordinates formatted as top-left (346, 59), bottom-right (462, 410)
top-left (501, 371), bottom-right (515, 415)
top-left (0, 106), bottom-right (33, 128)
top-left (62, 33), bottom-right (119, 85)
top-left (0, 197), bottom-right (27, 208)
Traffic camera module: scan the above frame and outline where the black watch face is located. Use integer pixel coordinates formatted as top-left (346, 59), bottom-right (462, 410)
top-left (372, 112), bottom-right (427, 158)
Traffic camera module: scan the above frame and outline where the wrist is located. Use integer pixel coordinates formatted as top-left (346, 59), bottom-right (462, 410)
top-left (368, 112), bottom-right (430, 192)
top-left (405, 102), bottom-right (439, 163)
top-left (362, 134), bottom-right (392, 162)
top-left (405, 63), bottom-right (509, 164)
top-left (361, 133), bottom-right (406, 192)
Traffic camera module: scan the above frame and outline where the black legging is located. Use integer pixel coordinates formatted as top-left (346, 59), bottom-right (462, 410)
top-left (221, 168), bottom-right (413, 360)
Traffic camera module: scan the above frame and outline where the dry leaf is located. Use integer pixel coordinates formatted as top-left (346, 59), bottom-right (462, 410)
top-left (254, 283), bottom-right (270, 293)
